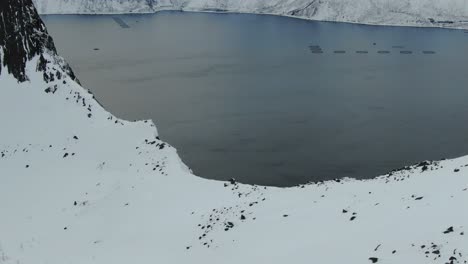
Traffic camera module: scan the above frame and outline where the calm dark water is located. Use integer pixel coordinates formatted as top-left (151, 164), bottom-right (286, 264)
top-left (42, 12), bottom-right (468, 186)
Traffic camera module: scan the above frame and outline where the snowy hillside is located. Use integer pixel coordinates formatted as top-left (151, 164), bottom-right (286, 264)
top-left (1, 0), bottom-right (468, 263)
top-left (33, 0), bottom-right (468, 29)
top-left (32, 0), bottom-right (162, 14)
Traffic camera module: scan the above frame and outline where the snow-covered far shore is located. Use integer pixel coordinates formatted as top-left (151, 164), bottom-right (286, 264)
top-left (33, 0), bottom-right (468, 30)
top-left (1, 0), bottom-right (468, 263)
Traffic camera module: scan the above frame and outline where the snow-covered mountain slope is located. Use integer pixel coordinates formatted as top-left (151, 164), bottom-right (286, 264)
top-left (33, 0), bottom-right (468, 29)
top-left (33, 0), bottom-right (163, 14)
top-left (1, 0), bottom-right (468, 263)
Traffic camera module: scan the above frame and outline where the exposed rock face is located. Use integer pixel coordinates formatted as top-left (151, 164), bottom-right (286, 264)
top-left (0, 0), bottom-right (77, 82)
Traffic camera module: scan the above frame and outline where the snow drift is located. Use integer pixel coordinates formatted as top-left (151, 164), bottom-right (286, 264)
top-left (1, 0), bottom-right (468, 263)
top-left (32, 0), bottom-right (468, 29)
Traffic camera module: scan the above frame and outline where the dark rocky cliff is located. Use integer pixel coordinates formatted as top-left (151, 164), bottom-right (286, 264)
top-left (0, 0), bottom-right (77, 82)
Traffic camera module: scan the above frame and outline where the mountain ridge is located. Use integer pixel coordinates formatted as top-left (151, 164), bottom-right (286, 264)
top-left (32, 0), bottom-right (468, 29)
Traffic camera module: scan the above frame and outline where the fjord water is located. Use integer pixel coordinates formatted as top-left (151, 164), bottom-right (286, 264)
top-left (42, 12), bottom-right (468, 186)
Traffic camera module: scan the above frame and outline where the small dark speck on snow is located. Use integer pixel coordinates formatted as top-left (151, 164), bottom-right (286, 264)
top-left (369, 257), bottom-right (378, 263)
top-left (443, 226), bottom-right (454, 234)
top-left (374, 244), bottom-right (381, 251)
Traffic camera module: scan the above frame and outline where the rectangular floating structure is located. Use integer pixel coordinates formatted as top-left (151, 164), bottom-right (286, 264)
top-left (400, 51), bottom-right (413, 54)
top-left (112, 17), bottom-right (130, 28)
top-left (334, 50), bottom-right (346, 54)
top-left (377, 51), bottom-right (390, 54)
top-left (422, 51), bottom-right (436, 54)
top-left (356, 51), bottom-right (369, 54)
top-left (309, 45), bottom-right (323, 54)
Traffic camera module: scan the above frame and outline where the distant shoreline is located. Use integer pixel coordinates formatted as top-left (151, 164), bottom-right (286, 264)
top-left (38, 9), bottom-right (468, 31)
